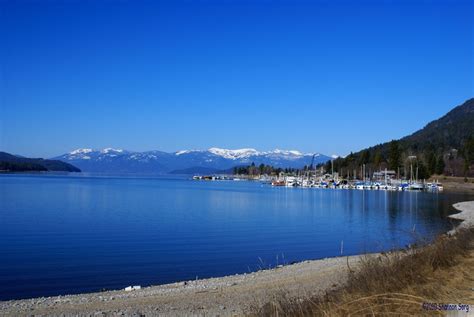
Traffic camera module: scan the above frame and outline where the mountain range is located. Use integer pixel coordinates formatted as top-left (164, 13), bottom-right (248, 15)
top-left (53, 148), bottom-right (331, 174)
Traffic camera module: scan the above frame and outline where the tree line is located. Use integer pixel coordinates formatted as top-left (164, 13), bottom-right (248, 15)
top-left (233, 163), bottom-right (294, 176)
top-left (232, 136), bottom-right (474, 179)
top-left (319, 136), bottom-right (474, 179)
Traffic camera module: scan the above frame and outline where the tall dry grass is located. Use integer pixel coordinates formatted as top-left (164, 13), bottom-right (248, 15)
top-left (250, 228), bottom-right (474, 316)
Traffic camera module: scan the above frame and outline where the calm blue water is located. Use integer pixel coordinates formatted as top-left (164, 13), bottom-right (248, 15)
top-left (0, 174), bottom-right (472, 300)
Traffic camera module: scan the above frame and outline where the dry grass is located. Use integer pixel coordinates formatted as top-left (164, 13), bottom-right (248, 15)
top-left (430, 175), bottom-right (474, 192)
top-left (250, 228), bottom-right (474, 316)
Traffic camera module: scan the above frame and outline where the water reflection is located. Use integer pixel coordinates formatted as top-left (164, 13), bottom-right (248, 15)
top-left (0, 174), bottom-right (473, 300)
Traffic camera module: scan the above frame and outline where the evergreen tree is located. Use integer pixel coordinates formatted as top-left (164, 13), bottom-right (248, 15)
top-left (373, 151), bottom-right (382, 169)
top-left (462, 137), bottom-right (474, 175)
top-left (435, 156), bottom-right (445, 175)
top-left (388, 140), bottom-right (401, 171)
top-left (427, 151), bottom-right (437, 175)
top-left (417, 160), bottom-right (429, 180)
top-left (464, 137), bottom-right (474, 164)
top-left (359, 150), bottom-right (370, 165)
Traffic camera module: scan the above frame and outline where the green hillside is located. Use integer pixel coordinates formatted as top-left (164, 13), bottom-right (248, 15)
top-left (323, 98), bottom-right (474, 178)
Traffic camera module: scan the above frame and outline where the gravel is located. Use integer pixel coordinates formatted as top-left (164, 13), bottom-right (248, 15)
top-left (449, 201), bottom-right (474, 234)
top-left (0, 255), bottom-right (365, 316)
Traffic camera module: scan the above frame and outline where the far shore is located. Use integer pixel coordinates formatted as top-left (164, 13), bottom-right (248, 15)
top-left (1, 200), bottom-right (473, 316)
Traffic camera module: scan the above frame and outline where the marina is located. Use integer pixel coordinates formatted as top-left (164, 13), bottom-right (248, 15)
top-left (193, 168), bottom-right (444, 192)
top-left (269, 175), bottom-right (444, 192)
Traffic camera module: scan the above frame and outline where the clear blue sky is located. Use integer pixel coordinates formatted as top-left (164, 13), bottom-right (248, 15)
top-left (1, 0), bottom-right (473, 158)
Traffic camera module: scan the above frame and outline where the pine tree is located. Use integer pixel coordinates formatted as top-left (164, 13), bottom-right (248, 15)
top-left (435, 156), bottom-right (445, 175)
top-left (388, 140), bottom-right (401, 171)
top-left (373, 151), bottom-right (382, 169)
top-left (427, 151), bottom-right (437, 175)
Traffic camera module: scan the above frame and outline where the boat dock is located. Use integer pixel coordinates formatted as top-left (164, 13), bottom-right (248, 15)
top-left (192, 169), bottom-right (444, 192)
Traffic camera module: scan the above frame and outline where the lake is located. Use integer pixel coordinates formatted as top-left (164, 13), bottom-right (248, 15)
top-left (0, 174), bottom-right (472, 300)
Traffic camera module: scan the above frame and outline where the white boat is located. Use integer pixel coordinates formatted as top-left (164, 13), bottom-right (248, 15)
top-left (285, 177), bottom-right (297, 187)
top-left (409, 183), bottom-right (424, 191)
top-left (427, 182), bottom-right (443, 191)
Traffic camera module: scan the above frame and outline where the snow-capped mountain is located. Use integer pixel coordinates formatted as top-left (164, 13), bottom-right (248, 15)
top-left (53, 148), bottom-right (331, 174)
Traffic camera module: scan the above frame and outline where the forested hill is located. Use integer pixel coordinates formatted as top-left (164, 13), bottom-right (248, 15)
top-left (0, 152), bottom-right (81, 172)
top-left (325, 98), bottom-right (474, 178)
top-left (401, 98), bottom-right (474, 152)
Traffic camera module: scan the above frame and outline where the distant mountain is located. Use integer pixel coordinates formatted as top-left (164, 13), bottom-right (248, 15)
top-left (54, 147), bottom-right (331, 174)
top-left (327, 98), bottom-right (474, 178)
top-left (169, 166), bottom-right (224, 175)
top-left (0, 152), bottom-right (81, 172)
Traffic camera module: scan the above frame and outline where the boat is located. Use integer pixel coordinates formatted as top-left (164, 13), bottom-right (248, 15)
top-left (409, 183), bottom-right (424, 191)
top-left (398, 183), bottom-right (409, 191)
top-left (285, 177), bottom-right (297, 187)
top-left (426, 182), bottom-right (444, 191)
top-left (271, 180), bottom-right (285, 186)
top-left (355, 182), bottom-right (365, 190)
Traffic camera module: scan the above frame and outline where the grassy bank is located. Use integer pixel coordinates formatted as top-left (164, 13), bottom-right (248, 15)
top-left (252, 227), bottom-right (474, 316)
top-left (430, 175), bottom-right (474, 193)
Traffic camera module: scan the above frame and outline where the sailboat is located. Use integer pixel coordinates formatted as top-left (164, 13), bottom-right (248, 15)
top-left (409, 164), bottom-right (424, 190)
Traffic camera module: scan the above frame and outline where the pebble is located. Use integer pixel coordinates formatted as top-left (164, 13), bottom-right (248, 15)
top-left (0, 254), bottom-right (363, 316)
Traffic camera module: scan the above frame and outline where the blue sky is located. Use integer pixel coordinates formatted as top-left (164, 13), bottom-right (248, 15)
top-left (1, 0), bottom-right (473, 158)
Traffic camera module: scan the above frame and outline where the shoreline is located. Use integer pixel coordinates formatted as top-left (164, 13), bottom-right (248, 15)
top-left (448, 201), bottom-right (474, 234)
top-left (1, 201), bottom-right (473, 316)
top-left (0, 254), bottom-right (368, 316)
